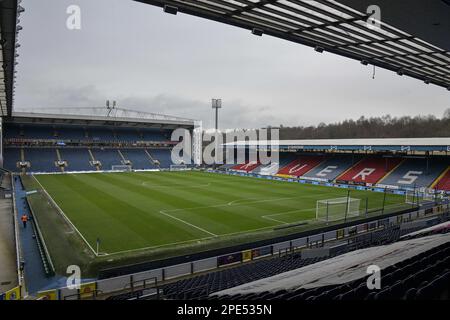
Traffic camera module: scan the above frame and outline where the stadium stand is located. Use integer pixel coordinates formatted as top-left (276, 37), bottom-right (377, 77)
top-left (3, 123), bottom-right (171, 143)
top-left (91, 149), bottom-right (123, 170)
top-left (121, 149), bottom-right (156, 170)
top-left (252, 153), bottom-right (298, 175)
top-left (147, 149), bottom-right (172, 168)
top-left (60, 148), bottom-right (93, 172)
top-left (141, 129), bottom-right (170, 142)
top-left (231, 161), bottom-right (261, 172)
top-left (58, 126), bottom-right (86, 140)
top-left (218, 163), bottom-right (237, 170)
top-left (3, 148), bottom-right (21, 172)
top-left (433, 167), bottom-right (450, 192)
top-left (302, 155), bottom-right (361, 181)
top-left (106, 216), bottom-right (450, 301)
top-left (3, 118), bottom-right (179, 172)
top-left (25, 148), bottom-right (58, 172)
top-left (337, 157), bottom-right (403, 185)
top-left (276, 155), bottom-right (323, 177)
top-left (212, 236), bottom-right (450, 300)
top-left (379, 158), bottom-right (449, 189)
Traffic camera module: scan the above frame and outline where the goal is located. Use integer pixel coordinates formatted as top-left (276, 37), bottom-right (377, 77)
top-left (111, 165), bottom-right (132, 172)
top-left (405, 189), bottom-right (435, 205)
top-left (316, 197), bottom-right (361, 222)
top-left (170, 164), bottom-right (188, 171)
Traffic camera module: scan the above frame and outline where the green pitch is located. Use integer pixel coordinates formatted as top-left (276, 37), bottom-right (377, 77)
top-left (33, 171), bottom-right (406, 255)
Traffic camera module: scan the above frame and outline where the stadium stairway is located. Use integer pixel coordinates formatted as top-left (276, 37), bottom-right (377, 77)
top-left (336, 157), bottom-right (403, 185)
top-left (379, 158), bottom-right (449, 189)
top-left (91, 148), bottom-right (123, 171)
top-left (60, 148), bottom-right (93, 172)
top-left (148, 149), bottom-right (172, 168)
top-left (253, 153), bottom-right (298, 175)
top-left (122, 149), bottom-right (156, 170)
top-left (25, 148), bottom-right (59, 173)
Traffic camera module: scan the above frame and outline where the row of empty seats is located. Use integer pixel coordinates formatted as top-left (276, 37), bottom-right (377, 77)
top-left (106, 225), bottom-right (409, 300)
top-left (214, 241), bottom-right (450, 300)
top-left (432, 167), bottom-right (450, 192)
top-left (225, 154), bottom-right (450, 191)
top-left (2, 148), bottom-right (172, 172)
top-left (4, 123), bottom-right (171, 142)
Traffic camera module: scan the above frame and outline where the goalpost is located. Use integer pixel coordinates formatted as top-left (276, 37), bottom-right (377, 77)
top-left (316, 197), bottom-right (361, 222)
top-left (405, 188), bottom-right (435, 205)
top-left (111, 165), bottom-right (132, 172)
top-left (170, 164), bottom-right (188, 171)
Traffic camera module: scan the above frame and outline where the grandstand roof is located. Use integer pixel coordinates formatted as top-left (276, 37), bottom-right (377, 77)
top-left (136, 0), bottom-right (450, 89)
top-left (0, 0), bottom-right (22, 116)
top-left (224, 137), bottom-right (450, 152)
top-left (8, 107), bottom-right (196, 129)
top-left (214, 233), bottom-right (450, 296)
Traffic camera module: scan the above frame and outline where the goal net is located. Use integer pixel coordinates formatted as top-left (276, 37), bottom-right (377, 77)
top-left (111, 165), bottom-right (132, 172)
top-left (170, 164), bottom-right (188, 171)
top-left (316, 197), bottom-right (361, 222)
top-left (405, 189), bottom-right (435, 205)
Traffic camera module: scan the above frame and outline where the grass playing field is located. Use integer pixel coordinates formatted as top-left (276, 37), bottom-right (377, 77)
top-left (33, 170), bottom-right (407, 256)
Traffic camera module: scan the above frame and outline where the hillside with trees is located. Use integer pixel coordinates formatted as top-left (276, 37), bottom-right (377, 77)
top-left (279, 108), bottom-right (450, 140)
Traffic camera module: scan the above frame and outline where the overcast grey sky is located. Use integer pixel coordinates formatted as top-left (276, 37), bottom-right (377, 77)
top-left (15, 0), bottom-right (450, 129)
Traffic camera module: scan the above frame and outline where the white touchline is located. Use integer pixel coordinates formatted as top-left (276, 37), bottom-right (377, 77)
top-left (33, 175), bottom-right (100, 256)
top-left (33, 172), bottom-right (406, 256)
top-left (159, 209), bottom-right (218, 237)
top-left (262, 215), bottom-right (288, 224)
top-left (106, 236), bottom-right (216, 256)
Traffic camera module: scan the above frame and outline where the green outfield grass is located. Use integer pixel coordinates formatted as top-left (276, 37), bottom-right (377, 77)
top-left (33, 171), bottom-right (407, 256)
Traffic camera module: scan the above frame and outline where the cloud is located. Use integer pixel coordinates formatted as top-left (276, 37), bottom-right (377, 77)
top-left (14, 0), bottom-right (450, 130)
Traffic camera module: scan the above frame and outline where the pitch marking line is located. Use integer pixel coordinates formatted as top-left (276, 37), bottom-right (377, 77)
top-left (262, 208), bottom-right (314, 224)
top-left (159, 209), bottom-right (218, 237)
top-left (33, 175), bottom-right (100, 257)
top-left (141, 181), bottom-right (211, 189)
top-left (105, 202), bottom-right (408, 256)
top-left (156, 194), bottom-right (333, 238)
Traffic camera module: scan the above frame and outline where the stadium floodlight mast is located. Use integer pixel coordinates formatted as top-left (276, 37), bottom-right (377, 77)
top-left (211, 98), bottom-right (222, 131)
top-left (106, 100), bottom-right (117, 117)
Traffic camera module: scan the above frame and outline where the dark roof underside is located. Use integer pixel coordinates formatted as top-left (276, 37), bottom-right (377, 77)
top-left (0, 0), bottom-right (20, 117)
top-left (135, 0), bottom-right (450, 89)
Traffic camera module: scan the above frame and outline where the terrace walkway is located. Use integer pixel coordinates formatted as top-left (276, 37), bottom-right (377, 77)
top-left (13, 176), bottom-right (64, 295)
top-left (0, 194), bottom-right (17, 294)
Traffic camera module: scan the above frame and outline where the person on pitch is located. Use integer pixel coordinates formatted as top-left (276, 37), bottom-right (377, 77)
top-left (21, 214), bottom-right (29, 228)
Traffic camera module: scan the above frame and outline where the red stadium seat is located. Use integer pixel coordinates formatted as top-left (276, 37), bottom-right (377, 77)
top-left (337, 157), bottom-right (403, 185)
top-left (276, 156), bottom-right (323, 177)
top-left (433, 167), bottom-right (450, 191)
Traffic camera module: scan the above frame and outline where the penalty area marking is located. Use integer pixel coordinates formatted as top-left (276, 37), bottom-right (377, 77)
top-left (141, 181), bottom-right (211, 189)
top-left (159, 209), bottom-right (218, 237)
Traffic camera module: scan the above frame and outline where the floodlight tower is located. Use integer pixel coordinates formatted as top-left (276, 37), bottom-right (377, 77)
top-left (211, 98), bottom-right (222, 131)
top-left (106, 100), bottom-right (117, 117)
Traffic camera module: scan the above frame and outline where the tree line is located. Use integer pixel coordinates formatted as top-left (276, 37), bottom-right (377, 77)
top-left (278, 109), bottom-right (450, 139)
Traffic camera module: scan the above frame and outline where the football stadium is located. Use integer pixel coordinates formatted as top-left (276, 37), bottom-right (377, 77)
top-left (1, 0), bottom-right (450, 309)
